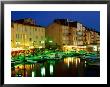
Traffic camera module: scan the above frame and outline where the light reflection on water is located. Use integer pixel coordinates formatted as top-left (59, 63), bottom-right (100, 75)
top-left (32, 71), bottom-right (35, 77)
top-left (41, 66), bottom-right (45, 76)
top-left (85, 61), bottom-right (87, 67)
top-left (50, 64), bottom-right (53, 75)
top-left (11, 57), bottom-right (99, 77)
top-left (63, 57), bottom-right (80, 68)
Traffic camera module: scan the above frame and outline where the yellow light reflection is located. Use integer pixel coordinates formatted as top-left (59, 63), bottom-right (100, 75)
top-left (64, 57), bottom-right (75, 67)
top-left (75, 58), bottom-right (78, 67)
top-left (15, 64), bottom-right (35, 73)
top-left (67, 58), bottom-right (69, 68)
top-left (78, 58), bottom-right (80, 63)
top-left (72, 58), bottom-right (73, 64)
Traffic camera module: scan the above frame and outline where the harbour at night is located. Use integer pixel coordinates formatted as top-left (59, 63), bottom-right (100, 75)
top-left (11, 11), bottom-right (100, 77)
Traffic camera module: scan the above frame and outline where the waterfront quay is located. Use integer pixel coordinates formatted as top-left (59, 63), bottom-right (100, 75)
top-left (11, 49), bottom-right (100, 77)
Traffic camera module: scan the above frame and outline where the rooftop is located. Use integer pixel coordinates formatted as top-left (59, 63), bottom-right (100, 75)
top-left (54, 19), bottom-right (99, 34)
top-left (12, 18), bottom-right (44, 28)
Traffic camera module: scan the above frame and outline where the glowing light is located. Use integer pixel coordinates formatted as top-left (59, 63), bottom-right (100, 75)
top-left (75, 58), bottom-right (78, 67)
top-left (18, 74), bottom-right (22, 77)
top-left (31, 65), bottom-right (33, 69)
top-left (29, 46), bottom-right (34, 48)
top-left (93, 46), bottom-right (97, 51)
top-left (63, 45), bottom-right (86, 48)
top-left (11, 47), bottom-right (23, 51)
top-left (49, 40), bottom-right (53, 43)
top-left (64, 57), bottom-right (75, 65)
top-left (16, 42), bottom-right (20, 44)
top-left (41, 67), bottom-right (45, 76)
top-left (78, 58), bottom-right (80, 63)
top-left (67, 58), bottom-right (70, 68)
top-left (39, 46), bottom-right (42, 48)
top-left (85, 64), bottom-right (86, 67)
top-left (69, 57), bottom-right (71, 61)
top-left (64, 58), bottom-right (65, 62)
top-left (85, 61), bottom-right (87, 64)
top-left (50, 64), bottom-right (53, 75)
top-left (32, 71), bottom-right (34, 77)
top-left (41, 41), bottom-right (45, 43)
top-left (72, 58), bottom-right (73, 64)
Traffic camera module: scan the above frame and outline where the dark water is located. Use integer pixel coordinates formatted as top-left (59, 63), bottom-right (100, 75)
top-left (11, 57), bottom-right (100, 77)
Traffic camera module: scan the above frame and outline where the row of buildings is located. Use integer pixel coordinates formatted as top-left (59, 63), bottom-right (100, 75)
top-left (11, 18), bottom-right (100, 52)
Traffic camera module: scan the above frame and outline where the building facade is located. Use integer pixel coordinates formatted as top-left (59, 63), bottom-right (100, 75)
top-left (11, 18), bottom-right (45, 51)
top-left (46, 19), bottom-right (100, 51)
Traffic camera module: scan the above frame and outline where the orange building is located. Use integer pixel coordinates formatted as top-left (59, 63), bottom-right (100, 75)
top-left (46, 19), bottom-right (100, 51)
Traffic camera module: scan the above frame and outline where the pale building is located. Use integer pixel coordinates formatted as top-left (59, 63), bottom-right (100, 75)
top-left (11, 18), bottom-right (45, 51)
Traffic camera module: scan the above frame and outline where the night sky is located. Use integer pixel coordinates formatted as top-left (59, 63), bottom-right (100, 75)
top-left (11, 11), bottom-right (100, 32)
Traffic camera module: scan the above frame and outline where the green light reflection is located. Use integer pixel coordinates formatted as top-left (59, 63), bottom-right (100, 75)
top-left (50, 64), bottom-right (53, 75)
top-left (41, 66), bottom-right (45, 76)
top-left (32, 71), bottom-right (35, 77)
